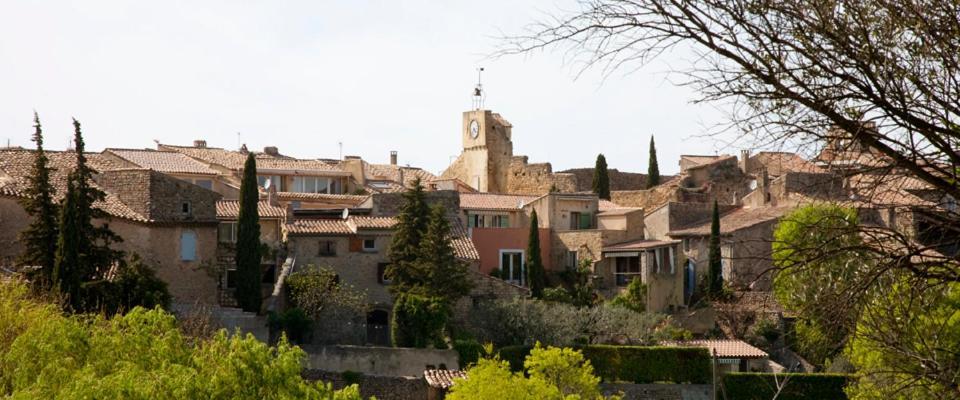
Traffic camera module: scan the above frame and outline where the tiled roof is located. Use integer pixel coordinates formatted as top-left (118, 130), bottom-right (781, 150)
top-left (458, 193), bottom-right (537, 211)
top-left (603, 239), bottom-right (680, 252)
top-left (0, 149), bottom-right (149, 222)
top-left (275, 192), bottom-right (369, 205)
top-left (846, 173), bottom-right (935, 207)
top-left (749, 152), bottom-right (822, 177)
top-left (105, 149), bottom-right (219, 175)
top-left (668, 206), bottom-right (793, 237)
top-left (424, 369), bottom-right (467, 389)
top-left (285, 219), bottom-right (354, 235)
top-left (450, 219), bottom-right (480, 260)
top-left (216, 200), bottom-right (287, 219)
top-left (685, 155), bottom-right (737, 171)
top-left (348, 216), bottom-right (398, 230)
top-left (598, 199), bottom-right (623, 211)
top-left (159, 144), bottom-right (344, 173)
top-left (365, 163), bottom-right (437, 187)
top-left (660, 340), bottom-right (768, 359)
top-left (597, 207), bottom-right (642, 216)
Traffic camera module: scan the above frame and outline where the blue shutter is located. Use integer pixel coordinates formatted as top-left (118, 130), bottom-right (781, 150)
top-left (181, 231), bottom-right (197, 261)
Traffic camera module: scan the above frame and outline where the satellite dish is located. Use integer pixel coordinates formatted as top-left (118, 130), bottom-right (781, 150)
top-left (263, 179), bottom-right (272, 190)
top-left (341, 208), bottom-right (349, 220)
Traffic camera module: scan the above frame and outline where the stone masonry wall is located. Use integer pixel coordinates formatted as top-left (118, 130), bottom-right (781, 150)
top-left (302, 345), bottom-right (459, 377)
top-left (0, 196), bottom-right (28, 267)
top-left (303, 370), bottom-right (428, 400)
top-left (505, 157), bottom-right (578, 195)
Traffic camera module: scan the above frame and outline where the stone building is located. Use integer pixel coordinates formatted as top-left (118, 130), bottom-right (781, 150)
top-left (215, 198), bottom-right (288, 306)
top-left (0, 149), bottom-right (222, 305)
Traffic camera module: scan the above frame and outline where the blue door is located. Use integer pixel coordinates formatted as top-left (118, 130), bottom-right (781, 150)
top-left (684, 260), bottom-right (696, 303)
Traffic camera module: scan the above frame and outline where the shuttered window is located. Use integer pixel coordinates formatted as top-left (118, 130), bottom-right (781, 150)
top-left (180, 230), bottom-right (197, 261)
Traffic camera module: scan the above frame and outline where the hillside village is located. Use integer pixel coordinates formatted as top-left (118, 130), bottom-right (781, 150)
top-left (1, 104), bottom-right (955, 399)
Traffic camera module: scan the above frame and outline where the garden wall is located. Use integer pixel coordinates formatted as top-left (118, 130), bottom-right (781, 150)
top-left (302, 345), bottom-right (459, 377)
top-left (303, 369), bottom-right (428, 400)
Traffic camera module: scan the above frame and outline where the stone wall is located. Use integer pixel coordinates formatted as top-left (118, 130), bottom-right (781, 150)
top-left (372, 190), bottom-right (461, 218)
top-left (302, 345), bottom-right (459, 377)
top-left (303, 370), bottom-right (428, 400)
top-left (0, 196), bottom-right (28, 267)
top-left (612, 184), bottom-right (681, 211)
top-left (724, 221), bottom-right (777, 290)
top-left (559, 168), bottom-right (676, 192)
top-left (289, 234), bottom-right (392, 306)
top-left (505, 157), bottom-right (578, 195)
top-left (600, 383), bottom-right (711, 400)
top-left (97, 169), bottom-right (221, 222)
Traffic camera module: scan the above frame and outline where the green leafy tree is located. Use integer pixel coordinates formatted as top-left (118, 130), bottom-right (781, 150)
top-left (417, 204), bottom-right (472, 303)
top-left (526, 210), bottom-right (546, 298)
top-left (17, 112), bottom-right (59, 288)
top-left (706, 200), bottom-right (723, 298)
top-left (773, 205), bottom-right (868, 367)
top-left (234, 153), bottom-right (263, 312)
top-left (391, 293), bottom-right (447, 348)
top-left (592, 154), bottom-right (610, 200)
top-left (385, 179), bottom-right (430, 293)
top-left (646, 136), bottom-right (660, 188)
top-left (447, 344), bottom-right (612, 400)
top-left (609, 277), bottom-right (646, 313)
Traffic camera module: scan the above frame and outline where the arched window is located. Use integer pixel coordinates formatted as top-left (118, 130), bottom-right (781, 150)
top-left (180, 230), bottom-right (197, 261)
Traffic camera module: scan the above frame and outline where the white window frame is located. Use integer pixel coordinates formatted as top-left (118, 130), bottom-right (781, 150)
top-left (362, 237), bottom-right (377, 252)
top-left (614, 256), bottom-right (642, 287)
top-left (257, 175), bottom-right (282, 191)
top-left (292, 176), bottom-right (332, 194)
top-left (498, 249), bottom-right (526, 286)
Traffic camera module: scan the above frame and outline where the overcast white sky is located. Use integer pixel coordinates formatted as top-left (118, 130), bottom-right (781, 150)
top-left (0, 1), bottom-right (733, 175)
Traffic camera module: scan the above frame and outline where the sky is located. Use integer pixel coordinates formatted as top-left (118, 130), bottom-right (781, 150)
top-left (0, 1), bottom-right (733, 175)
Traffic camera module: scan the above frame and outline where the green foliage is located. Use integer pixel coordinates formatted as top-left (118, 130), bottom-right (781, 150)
top-left (235, 152), bottom-right (263, 312)
top-left (84, 254), bottom-right (172, 315)
top-left (526, 210), bottom-right (546, 298)
top-left (53, 178), bottom-right (82, 310)
top-left (498, 345), bottom-right (711, 384)
top-left (341, 371), bottom-right (364, 387)
top-left (465, 298), bottom-right (675, 347)
top-left (845, 281), bottom-right (960, 399)
top-left (706, 200), bottom-right (723, 298)
top-left (268, 308), bottom-right (313, 344)
top-left (556, 258), bottom-right (598, 307)
top-left (385, 179), bottom-right (430, 291)
top-left (541, 287), bottom-right (573, 304)
top-left (0, 279), bottom-right (363, 399)
top-left (17, 112), bottom-right (59, 288)
top-left (722, 373), bottom-right (851, 400)
top-left (391, 293), bottom-right (448, 348)
top-left (773, 204), bottom-right (864, 366)
top-left (415, 204), bottom-right (473, 303)
top-left (286, 266), bottom-right (368, 325)
top-left (453, 339), bottom-right (485, 368)
top-left (448, 344), bottom-right (611, 400)
top-left (609, 277), bottom-right (646, 313)
top-left (646, 136), bottom-right (660, 188)
top-left (592, 154), bottom-right (610, 200)
top-left (750, 318), bottom-right (781, 347)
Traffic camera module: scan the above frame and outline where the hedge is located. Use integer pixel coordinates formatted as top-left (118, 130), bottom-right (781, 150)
top-left (453, 339), bottom-right (485, 369)
top-left (497, 345), bottom-right (711, 384)
top-left (722, 373), bottom-right (852, 400)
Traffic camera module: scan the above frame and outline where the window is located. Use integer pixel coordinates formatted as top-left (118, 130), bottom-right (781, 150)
top-left (362, 238), bottom-right (376, 252)
top-left (615, 256), bottom-right (641, 286)
top-left (257, 175), bottom-right (281, 190)
top-left (180, 230), bottom-right (197, 261)
top-left (292, 176), bottom-right (332, 194)
top-left (468, 214), bottom-right (485, 228)
top-left (500, 250), bottom-right (525, 286)
top-left (318, 240), bottom-right (336, 256)
top-left (194, 179), bottom-right (213, 190)
top-left (218, 222), bottom-right (237, 243)
top-left (377, 263), bottom-right (391, 285)
top-left (180, 201), bottom-right (192, 215)
top-left (564, 251), bottom-right (578, 270)
top-left (569, 212), bottom-right (592, 230)
top-left (570, 212), bottom-right (580, 229)
top-left (226, 268), bottom-right (238, 288)
top-left (683, 239), bottom-right (690, 252)
top-left (492, 215), bottom-right (509, 228)
top-left (467, 213), bottom-right (510, 228)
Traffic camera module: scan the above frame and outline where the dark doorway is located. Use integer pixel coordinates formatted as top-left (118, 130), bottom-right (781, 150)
top-left (366, 309), bottom-right (390, 346)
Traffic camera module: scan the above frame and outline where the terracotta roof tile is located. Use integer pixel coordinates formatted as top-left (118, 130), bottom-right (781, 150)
top-left (424, 369), bottom-right (467, 389)
top-left (159, 144), bottom-right (344, 173)
top-left (216, 200), bottom-right (287, 219)
top-left (450, 219), bottom-right (479, 260)
top-left (668, 206), bottom-right (793, 237)
top-left (603, 239), bottom-right (680, 252)
top-left (661, 339), bottom-right (768, 359)
top-left (598, 199), bottom-right (623, 211)
top-left (285, 219), bottom-right (353, 235)
top-left (105, 149), bottom-right (219, 175)
top-left (348, 216), bottom-right (398, 230)
top-left (459, 193), bottom-right (537, 211)
top-left (275, 192), bottom-right (369, 205)
top-left (365, 163), bottom-right (437, 187)
top-left (749, 152), bottom-right (823, 177)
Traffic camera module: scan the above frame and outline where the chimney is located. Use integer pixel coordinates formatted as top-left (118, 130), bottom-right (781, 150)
top-left (193, 140), bottom-right (207, 148)
top-left (264, 146), bottom-right (279, 156)
top-left (739, 149), bottom-right (750, 174)
top-left (267, 182), bottom-right (278, 206)
top-left (390, 150), bottom-right (398, 166)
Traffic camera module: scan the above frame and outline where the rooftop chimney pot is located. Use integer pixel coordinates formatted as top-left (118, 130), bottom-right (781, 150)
top-left (193, 140), bottom-right (207, 148)
top-left (390, 151), bottom-right (398, 165)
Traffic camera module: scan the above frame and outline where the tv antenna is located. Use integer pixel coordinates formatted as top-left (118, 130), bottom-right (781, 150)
top-left (472, 67), bottom-right (485, 110)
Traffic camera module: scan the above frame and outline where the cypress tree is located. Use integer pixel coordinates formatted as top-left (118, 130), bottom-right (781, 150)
top-left (53, 179), bottom-right (82, 310)
top-left (234, 153), bottom-right (263, 312)
top-left (592, 154), bottom-right (610, 200)
top-left (385, 179), bottom-right (430, 294)
top-left (17, 112), bottom-right (59, 287)
top-left (647, 136), bottom-right (661, 188)
top-left (707, 200), bottom-right (723, 298)
top-left (418, 204), bottom-right (472, 303)
top-left (525, 210), bottom-right (546, 298)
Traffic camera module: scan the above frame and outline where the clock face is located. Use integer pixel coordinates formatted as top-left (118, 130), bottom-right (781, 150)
top-left (469, 119), bottom-right (480, 138)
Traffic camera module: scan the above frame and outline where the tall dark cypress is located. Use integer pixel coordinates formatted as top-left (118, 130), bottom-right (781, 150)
top-left (592, 154), bottom-right (610, 200)
top-left (17, 112), bottom-right (59, 287)
top-left (418, 204), bottom-right (472, 303)
top-left (525, 210), bottom-right (546, 298)
top-left (53, 179), bottom-right (82, 309)
top-left (234, 153), bottom-right (263, 312)
top-left (385, 179), bottom-right (430, 295)
top-left (707, 200), bottom-right (723, 298)
top-left (647, 136), bottom-right (661, 188)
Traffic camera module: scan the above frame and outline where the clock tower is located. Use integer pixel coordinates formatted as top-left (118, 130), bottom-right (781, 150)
top-left (442, 109), bottom-right (515, 192)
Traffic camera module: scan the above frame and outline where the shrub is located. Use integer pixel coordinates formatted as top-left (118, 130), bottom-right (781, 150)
top-left (497, 345), bottom-right (711, 384)
top-left (453, 339), bottom-right (485, 368)
top-left (722, 373), bottom-right (851, 400)
top-left (267, 307), bottom-right (313, 344)
top-left (391, 293), bottom-right (448, 348)
top-left (341, 370), bottom-right (364, 386)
